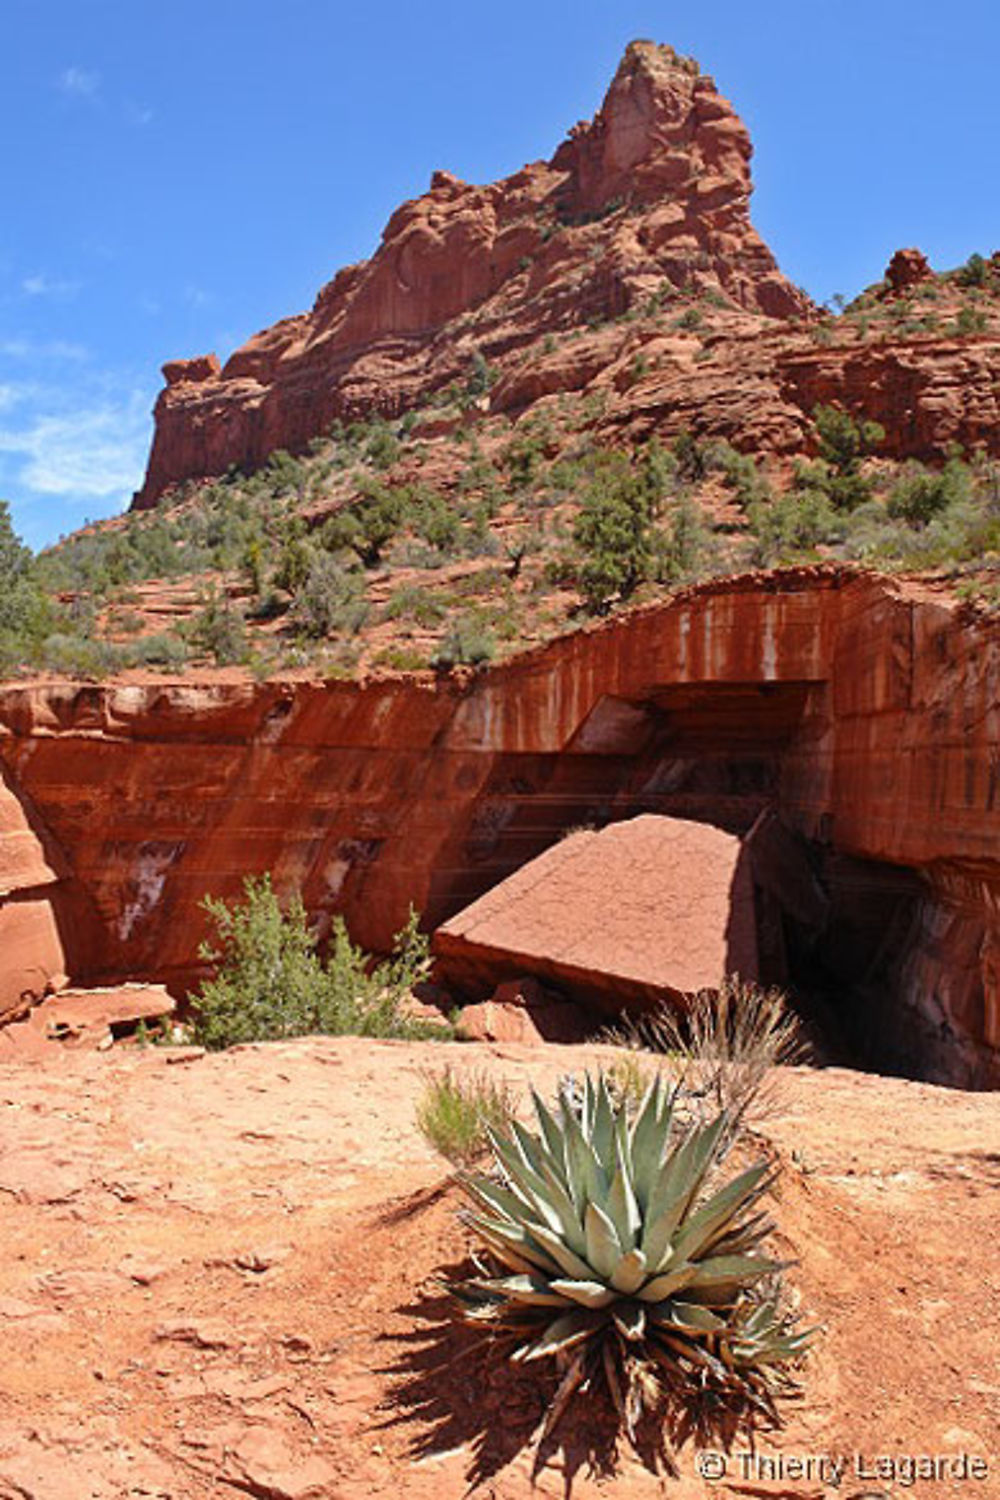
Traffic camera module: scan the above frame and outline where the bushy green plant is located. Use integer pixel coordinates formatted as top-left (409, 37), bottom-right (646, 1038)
top-left (384, 585), bottom-right (448, 628)
top-left (954, 306), bottom-right (988, 336)
top-left (431, 615), bottom-right (496, 668)
top-left (813, 404), bottom-right (884, 467)
top-left (292, 553), bottom-right (369, 637)
top-left (572, 452), bottom-right (654, 611)
top-left (651, 494), bottom-right (716, 585)
top-left (191, 875), bottom-right (438, 1049)
top-left (416, 1066), bottom-right (519, 1166)
top-left (887, 459), bottom-right (971, 527)
top-left (448, 1071), bottom-right (813, 1450)
top-left (746, 488), bottom-right (844, 566)
top-left (955, 252), bottom-right (988, 289)
top-left (187, 591), bottom-right (248, 665)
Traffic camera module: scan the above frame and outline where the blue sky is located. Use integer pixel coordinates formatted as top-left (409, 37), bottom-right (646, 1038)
top-left (2, 0), bottom-right (998, 550)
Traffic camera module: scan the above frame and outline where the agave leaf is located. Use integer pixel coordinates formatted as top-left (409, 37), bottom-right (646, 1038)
top-left (509, 1117), bottom-right (548, 1179)
top-left (652, 1328), bottom-right (730, 1380)
top-left (560, 1110), bottom-right (605, 1212)
top-left (686, 1253), bottom-right (783, 1292)
top-left (668, 1163), bottom-right (772, 1266)
top-left (461, 1173), bottom-right (537, 1226)
top-left (654, 1299), bottom-right (726, 1334)
top-left (628, 1074), bottom-right (669, 1211)
top-left (584, 1200), bottom-right (622, 1280)
top-left (487, 1129), bottom-right (564, 1234)
top-left (464, 1212), bottom-right (562, 1276)
top-left (601, 1340), bottom-right (628, 1432)
top-left (591, 1074), bottom-right (617, 1176)
top-left (612, 1301), bottom-right (646, 1341)
top-left (476, 1273), bottom-right (568, 1307)
top-left (549, 1277), bottom-right (617, 1309)
top-left (639, 1191), bottom-right (690, 1274)
top-left (636, 1263), bottom-right (698, 1302)
top-left (537, 1158), bottom-right (588, 1258)
top-left (705, 1209), bottom-right (775, 1259)
top-left (609, 1246), bottom-right (647, 1295)
top-left (536, 1346), bottom-right (587, 1447)
top-left (513, 1307), bottom-right (600, 1363)
top-left (640, 1113), bottom-right (728, 1264)
top-left (532, 1088), bottom-right (569, 1177)
top-left (559, 1096), bottom-right (609, 1210)
top-left (606, 1163), bottom-right (641, 1252)
top-left (527, 1222), bottom-right (597, 1281)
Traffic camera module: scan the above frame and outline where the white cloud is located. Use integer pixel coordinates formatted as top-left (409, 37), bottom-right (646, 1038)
top-left (182, 284), bottom-right (212, 309)
top-left (21, 272), bottom-right (81, 300)
top-left (0, 338), bottom-right (89, 362)
top-left (58, 66), bottom-right (101, 99)
top-left (125, 102), bottom-right (154, 128)
top-left (0, 392), bottom-right (151, 500)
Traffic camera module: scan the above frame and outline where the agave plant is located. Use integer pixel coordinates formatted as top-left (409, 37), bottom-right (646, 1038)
top-left (450, 1070), bottom-right (812, 1447)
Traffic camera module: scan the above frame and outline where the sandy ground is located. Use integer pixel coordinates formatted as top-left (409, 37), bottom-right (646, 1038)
top-left (0, 1036), bottom-right (998, 1499)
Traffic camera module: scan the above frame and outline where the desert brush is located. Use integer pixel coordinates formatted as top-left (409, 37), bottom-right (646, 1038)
top-left (449, 1069), bottom-right (813, 1449)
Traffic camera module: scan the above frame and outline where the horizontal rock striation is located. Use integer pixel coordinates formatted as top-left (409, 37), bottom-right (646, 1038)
top-left (0, 568), bottom-right (999, 1087)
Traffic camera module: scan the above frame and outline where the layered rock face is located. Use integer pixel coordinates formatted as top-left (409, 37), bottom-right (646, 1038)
top-left (134, 41), bottom-right (812, 506)
top-left (1, 569), bottom-right (999, 1088)
top-left (0, 765), bottom-right (71, 1020)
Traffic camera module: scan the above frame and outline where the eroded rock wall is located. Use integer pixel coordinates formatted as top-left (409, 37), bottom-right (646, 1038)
top-left (0, 568), bottom-right (998, 1086)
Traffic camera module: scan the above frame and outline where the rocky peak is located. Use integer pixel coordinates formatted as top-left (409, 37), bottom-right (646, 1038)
top-left (133, 41), bottom-right (812, 508)
top-left (552, 40), bottom-right (750, 217)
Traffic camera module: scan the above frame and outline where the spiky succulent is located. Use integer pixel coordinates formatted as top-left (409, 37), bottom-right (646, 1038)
top-left (451, 1070), bottom-right (812, 1444)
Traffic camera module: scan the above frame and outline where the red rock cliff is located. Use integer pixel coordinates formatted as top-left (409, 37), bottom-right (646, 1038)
top-left (1, 569), bottom-right (998, 1088)
top-left (133, 41), bottom-right (812, 507)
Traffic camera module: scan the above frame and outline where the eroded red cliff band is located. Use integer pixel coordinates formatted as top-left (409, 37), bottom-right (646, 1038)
top-left (0, 567), bottom-right (997, 1087)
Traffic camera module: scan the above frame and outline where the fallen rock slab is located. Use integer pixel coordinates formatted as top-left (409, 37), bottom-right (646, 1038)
top-left (0, 982), bottom-right (174, 1060)
top-left (434, 814), bottom-right (759, 1014)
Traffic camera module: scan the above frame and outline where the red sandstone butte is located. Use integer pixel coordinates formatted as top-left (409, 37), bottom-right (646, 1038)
top-left (133, 41), bottom-right (811, 507)
top-left (433, 814), bottom-right (758, 1013)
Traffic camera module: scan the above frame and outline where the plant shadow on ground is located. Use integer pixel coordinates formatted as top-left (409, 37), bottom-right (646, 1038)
top-left (375, 1257), bottom-right (790, 1494)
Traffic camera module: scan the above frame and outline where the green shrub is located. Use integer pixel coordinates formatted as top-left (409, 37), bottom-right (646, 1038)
top-left (187, 592), bottom-right (248, 665)
top-left (651, 494), bottom-right (716, 585)
top-left (415, 1066), bottom-right (518, 1165)
top-left (38, 633), bottom-right (120, 679)
top-left (384, 585), bottom-right (448, 628)
top-left (571, 451), bottom-right (654, 611)
top-left (705, 441), bottom-right (771, 510)
top-left (191, 875), bottom-right (437, 1050)
top-left (812, 403), bottom-right (884, 488)
top-left (431, 615), bottom-right (496, 669)
top-left (887, 459), bottom-right (971, 527)
top-left (955, 252), bottom-right (988, 288)
top-left (122, 633), bottom-right (191, 670)
top-left (747, 488), bottom-right (844, 565)
top-left (292, 553), bottom-right (369, 637)
top-left (954, 306), bottom-right (988, 336)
